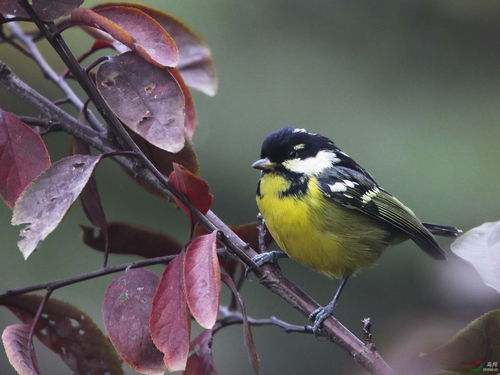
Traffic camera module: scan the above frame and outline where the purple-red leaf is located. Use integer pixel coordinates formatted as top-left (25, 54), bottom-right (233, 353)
top-left (82, 222), bottom-right (182, 258)
top-left (103, 269), bottom-right (165, 375)
top-left (150, 253), bottom-right (191, 372)
top-left (170, 68), bottom-right (197, 138)
top-left (94, 3), bottom-right (218, 96)
top-left (0, 110), bottom-right (51, 209)
top-left (0, 0), bottom-right (83, 21)
top-left (71, 7), bottom-right (178, 67)
top-left (96, 52), bottom-right (186, 153)
top-left (183, 330), bottom-right (218, 375)
top-left (221, 274), bottom-right (260, 375)
top-left (1, 324), bottom-right (40, 375)
top-left (2, 295), bottom-right (123, 375)
top-left (184, 232), bottom-right (220, 329)
top-left (168, 163), bottom-right (214, 222)
top-left (12, 154), bottom-right (103, 259)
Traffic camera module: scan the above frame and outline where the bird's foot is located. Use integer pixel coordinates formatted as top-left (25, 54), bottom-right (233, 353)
top-left (309, 303), bottom-right (336, 334)
top-left (251, 250), bottom-right (287, 267)
top-left (245, 250), bottom-right (287, 279)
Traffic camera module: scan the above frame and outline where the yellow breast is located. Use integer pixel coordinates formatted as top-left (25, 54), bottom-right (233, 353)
top-left (256, 173), bottom-right (390, 278)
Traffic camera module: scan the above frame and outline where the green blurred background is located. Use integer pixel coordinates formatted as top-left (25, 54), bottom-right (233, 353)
top-left (1, 0), bottom-right (499, 373)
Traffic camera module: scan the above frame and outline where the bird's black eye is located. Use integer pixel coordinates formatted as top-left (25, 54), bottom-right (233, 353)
top-left (288, 149), bottom-right (298, 158)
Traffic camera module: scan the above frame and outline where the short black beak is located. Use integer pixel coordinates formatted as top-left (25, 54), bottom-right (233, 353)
top-left (251, 158), bottom-right (276, 171)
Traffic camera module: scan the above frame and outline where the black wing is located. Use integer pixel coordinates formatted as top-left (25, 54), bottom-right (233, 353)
top-left (318, 166), bottom-right (446, 260)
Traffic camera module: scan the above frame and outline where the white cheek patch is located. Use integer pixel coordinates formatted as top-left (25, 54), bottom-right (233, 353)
top-left (283, 150), bottom-right (340, 175)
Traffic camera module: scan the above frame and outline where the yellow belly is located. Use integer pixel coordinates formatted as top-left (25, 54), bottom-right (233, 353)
top-left (256, 173), bottom-right (392, 278)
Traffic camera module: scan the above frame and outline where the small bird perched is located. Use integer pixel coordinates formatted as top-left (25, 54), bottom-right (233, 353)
top-left (252, 127), bottom-right (460, 333)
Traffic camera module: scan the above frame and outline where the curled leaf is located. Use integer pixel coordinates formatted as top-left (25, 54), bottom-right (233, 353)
top-left (168, 163), bottom-right (214, 223)
top-left (12, 154), bottom-right (103, 259)
top-left (450, 221), bottom-right (500, 294)
top-left (104, 269), bottom-right (165, 375)
top-left (93, 2), bottom-right (217, 96)
top-left (96, 52), bottom-right (186, 153)
top-left (0, 110), bottom-right (51, 209)
top-left (82, 221), bottom-right (182, 258)
top-left (150, 253), bottom-right (190, 372)
top-left (170, 68), bottom-right (197, 138)
top-left (71, 7), bottom-right (178, 67)
top-left (184, 232), bottom-right (220, 329)
top-left (2, 324), bottom-right (40, 375)
top-left (2, 295), bottom-right (123, 375)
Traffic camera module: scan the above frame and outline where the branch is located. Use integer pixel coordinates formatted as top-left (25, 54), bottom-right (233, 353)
top-left (0, 253), bottom-right (184, 302)
top-left (6, 21), bottom-right (105, 133)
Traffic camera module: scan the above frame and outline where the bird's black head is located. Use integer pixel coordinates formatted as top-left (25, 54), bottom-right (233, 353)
top-left (252, 127), bottom-right (339, 176)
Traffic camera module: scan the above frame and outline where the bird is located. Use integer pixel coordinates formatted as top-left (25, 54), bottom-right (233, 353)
top-left (251, 127), bottom-right (460, 333)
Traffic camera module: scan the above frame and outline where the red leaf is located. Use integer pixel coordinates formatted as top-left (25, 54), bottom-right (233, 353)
top-left (0, 110), bottom-right (51, 209)
top-left (150, 253), bottom-right (191, 372)
top-left (82, 222), bottom-right (182, 258)
top-left (71, 7), bottom-right (178, 67)
top-left (170, 68), bottom-right (197, 138)
top-left (183, 330), bottom-right (218, 375)
top-left (93, 3), bottom-right (217, 96)
top-left (1, 324), bottom-right (40, 375)
top-left (103, 269), bottom-right (165, 374)
top-left (221, 274), bottom-right (260, 375)
top-left (12, 154), bottom-right (103, 259)
top-left (184, 232), bottom-right (220, 329)
top-left (96, 52), bottom-right (186, 153)
top-left (168, 163), bottom-right (214, 223)
top-left (2, 295), bottom-right (123, 375)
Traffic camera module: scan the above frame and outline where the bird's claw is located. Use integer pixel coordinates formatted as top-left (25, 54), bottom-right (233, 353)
top-left (245, 251), bottom-right (287, 279)
top-left (309, 304), bottom-right (336, 335)
top-left (251, 251), bottom-right (284, 267)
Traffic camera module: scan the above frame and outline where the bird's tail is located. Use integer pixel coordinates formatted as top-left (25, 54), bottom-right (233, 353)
top-left (423, 223), bottom-right (462, 237)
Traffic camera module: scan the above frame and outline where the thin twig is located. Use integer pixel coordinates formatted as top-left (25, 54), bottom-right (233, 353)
top-left (217, 308), bottom-right (314, 335)
top-left (0, 253), bottom-right (176, 301)
top-left (27, 289), bottom-right (52, 355)
top-left (7, 21), bottom-right (105, 133)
